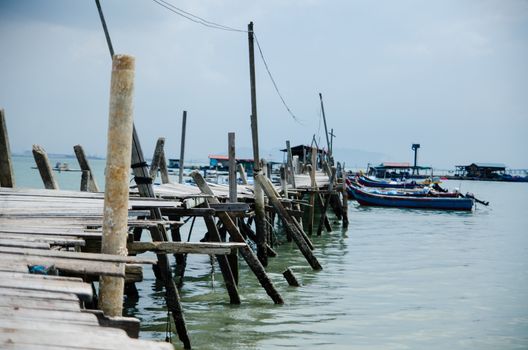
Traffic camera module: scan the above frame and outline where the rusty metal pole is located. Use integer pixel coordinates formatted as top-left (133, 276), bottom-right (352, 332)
top-left (98, 54), bottom-right (135, 317)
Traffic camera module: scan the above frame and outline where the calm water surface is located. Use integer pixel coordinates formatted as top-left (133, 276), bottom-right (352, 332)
top-left (12, 156), bottom-right (528, 349)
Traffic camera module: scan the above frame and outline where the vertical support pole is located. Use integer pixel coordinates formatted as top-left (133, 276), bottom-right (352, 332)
top-left (319, 93), bottom-right (331, 162)
top-left (308, 147), bottom-right (317, 235)
top-left (80, 170), bottom-right (90, 191)
top-left (317, 166), bottom-right (336, 235)
top-left (248, 21), bottom-right (267, 266)
top-left (280, 166), bottom-right (288, 198)
top-left (178, 111), bottom-right (187, 184)
top-left (227, 132), bottom-right (239, 284)
top-left (149, 137), bottom-right (165, 181)
top-left (98, 54), bottom-right (135, 317)
top-left (342, 164), bottom-right (349, 228)
top-left (228, 133), bottom-right (237, 203)
top-left (0, 109), bottom-right (15, 187)
top-left (32, 145), bottom-right (59, 190)
top-left (74, 145), bottom-right (100, 192)
top-left (286, 140), bottom-right (296, 188)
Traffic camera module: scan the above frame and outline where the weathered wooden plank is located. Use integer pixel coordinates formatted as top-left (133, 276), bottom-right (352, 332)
top-left (0, 239), bottom-right (50, 249)
top-left (0, 306), bottom-right (99, 325)
top-left (0, 254), bottom-right (124, 278)
top-left (127, 241), bottom-right (246, 255)
top-left (0, 234), bottom-right (84, 247)
top-left (0, 246), bottom-right (156, 264)
top-left (0, 287), bottom-right (79, 302)
top-left (0, 295), bottom-right (80, 312)
top-left (31, 145), bottom-right (59, 190)
top-left (0, 328), bottom-right (174, 350)
top-left (0, 272), bottom-right (92, 301)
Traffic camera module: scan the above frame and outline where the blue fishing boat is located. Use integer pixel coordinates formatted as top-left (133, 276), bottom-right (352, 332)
top-left (356, 175), bottom-right (422, 189)
top-left (348, 184), bottom-right (474, 211)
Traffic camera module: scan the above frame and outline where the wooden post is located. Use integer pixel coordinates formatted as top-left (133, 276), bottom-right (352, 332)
top-left (95, 2), bottom-right (189, 346)
top-left (280, 166), bottom-right (288, 198)
top-left (74, 145), bottom-right (100, 192)
top-left (308, 147), bottom-right (317, 235)
top-left (178, 110), bottom-right (187, 184)
top-left (238, 164), bottom-right (248, 185)
top-left (227, 132), bottom-right (239, 284)
top-left (248, 21), bottom-right (267, 266)
top-left (203, 214), bottom-right (241, 304)
top-left (228, 133), bottom-right (237, 203)
top-left (0, 109), bottom-right (15, 187)
top-left (317, 166), bottom-right (336, 235)
top-left (32, 145), bottom-right (58, 190)
top-left (342, 165), bottom-right (349, 227)
top-left (159, 150), bottom-right (170, 184)
top-left (149, 137), bottom-right (165, 181)
top-left (130, 126), bottom-right (191, 348)
top-left (286, 140), bottom-right (296, 188)
top-left (98, 54), bottom-right (135, 317)
top-left (80, 170), bottom-right (90, 191)
top-left (319, 92), bottom-right (331, 162)
top-left (191, 171), bottom-right (284, 304)
top-left (282, 268), bottom-right (300, 287)
top-left (255, 173), bottom-right (322, 270)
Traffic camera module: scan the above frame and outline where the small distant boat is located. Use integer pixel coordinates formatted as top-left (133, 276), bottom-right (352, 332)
top-left (348, 184), bottom-right (474, 211)
top-left (356, 175), bottom-right (423, 189)
top-left (31, 162), bottom-right (81, 172)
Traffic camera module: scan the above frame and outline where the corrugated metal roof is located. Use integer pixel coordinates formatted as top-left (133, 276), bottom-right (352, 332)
top-left (470, 163), bottom-right (506, 169)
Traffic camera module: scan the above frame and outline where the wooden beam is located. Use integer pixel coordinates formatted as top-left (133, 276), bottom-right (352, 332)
top-left (0, 109), bottom-right (15, 187)
top-left (32, 145), bottom-right (59, 190)
top-left (127, 241), bottom-right (245, 255)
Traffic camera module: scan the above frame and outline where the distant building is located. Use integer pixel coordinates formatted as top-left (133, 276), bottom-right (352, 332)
top-left (454, 163), bottom-right (506, 179)
top-left (279, 144), bottom-right (327, 165)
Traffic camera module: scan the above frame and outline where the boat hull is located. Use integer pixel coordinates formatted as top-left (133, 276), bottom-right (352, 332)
top-left (349, 185), bottom-right (474, 211)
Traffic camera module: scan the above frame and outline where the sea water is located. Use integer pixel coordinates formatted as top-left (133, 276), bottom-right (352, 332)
top-left (10, 155), bottom-right (528, 350)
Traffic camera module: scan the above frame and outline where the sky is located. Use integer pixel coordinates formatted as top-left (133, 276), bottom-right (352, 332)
top-left (0, 0), bottom-right (527, 169)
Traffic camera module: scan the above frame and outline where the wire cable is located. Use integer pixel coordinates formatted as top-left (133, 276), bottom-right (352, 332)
top-left (150, 0), bottom-right (303, 125)
top-left (254, 34), bottom-right (303, 125)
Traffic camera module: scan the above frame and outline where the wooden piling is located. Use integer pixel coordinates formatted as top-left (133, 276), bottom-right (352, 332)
top-left (0, 109), bottom-right (15, 188)
top-left (228, 133), bottom-right (237, 203)
top-left (178, 111), bottom-right (187, 184)
top-left (317, 166), bottom-right (336, 235)
top-left (248, 22), bottom-right (267, 267)
top-left (191, 171), bottom-right (284, 304)
top-left (149, 137), bottom-right (165, 181)
top-left (227, 132), bottom-right (239, 283)
top-left (32, 145), bottom-right (59, 190)
top-left (282, 268), bottom-right (300, 287)
top-left (98, 54), bottom-right (135, 318)
top-left (342, 166), bottom-right (349, 227)
top-left (130, 126), bottom-right (191, 348)
top-left (286, 140), bottom-right (296, 188)
top-left (74, 145), bottom-right (100, 192)
top-left (255, 174), bottom-right (322, 270)
top-left (203, 214), bottom-right (240, 304)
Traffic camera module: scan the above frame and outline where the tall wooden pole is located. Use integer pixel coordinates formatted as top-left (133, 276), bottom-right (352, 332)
top-left (286, 140), bottom-right (296, 188)
top-left (178, 110), bottom-right (187, 184)
top-left (228, 132), bottom-right (237, 203)
top-left (0, 109), bottom-right (15, 187)
top-left (99, 54), bottom-right (135, 317)
top-left (248, 21), bottom-right (267, 266)
top-left (318, 93), bottom-right (332, 162)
